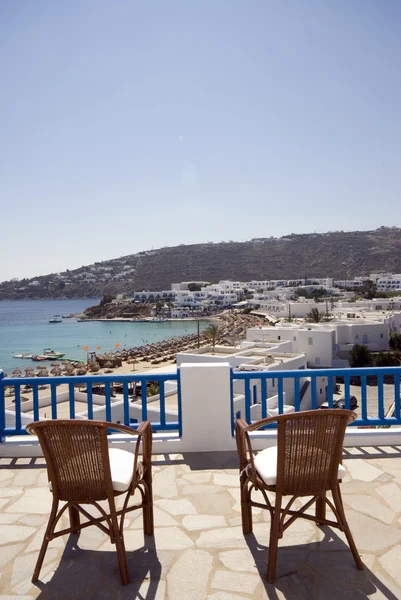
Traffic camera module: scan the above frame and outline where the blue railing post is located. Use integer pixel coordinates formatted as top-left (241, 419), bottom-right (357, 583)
top-left (0, 371), bottom-right (5, 442)
top-left (230, 366), bottom-right (401, 429)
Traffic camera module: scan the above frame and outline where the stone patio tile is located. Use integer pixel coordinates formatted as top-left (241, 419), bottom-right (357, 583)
top-left (152, 466), bottom-right (178, 499)
top-left (25, 524), bottom-right (66, 552)
top-left (342, 494), bottom-right (395, 524)
top-left (131, 506), bottom-right (179, 528)
top-left (0, 543), bottom-right (24, 569)
top-left (191, 493), bottom-right (234, 516)
top-left (5, 487), bottom-right (53, 514)
top-left (124, 526), bottom-right (195, 551)
top-left (344, 459), bottom-right (383, 482)
top-left (10, 550), bottom-right (59, 595)
top-left (118, 580), bottom-right (166, 600)
top-left (376, 482), bottom-right (401, 513)
top-left (156, 498), bottom-right (197, 515)
top-left (219, 549), bottom-right (258, 573)
top-left (13, 470), bottom-right (40, 487)
top-left (0, 596), bottom-right (36, 600)
top-left (167, 549), bottom-right (213, 600)
top-left (328, 511), bottom-right (401, 552)
top-left (378, 546), bottom-right (401, 583)
top-left (0, 470), bottom-right (13, 482)
top-left (211, 570), bottom-right (260, 594)
top-left (0, 487), bottom-right (23, 498)
top-left (182, 472), bottom-right (212, 483)
top-left (0, 524), bottom-right (36, 545)
top-left (213, 474), bottom-right (240, 487)
top-left (182, 515), bottom-right (226, 531)
top-left (18, 515), bottom-right (47, 527)
top-left (0, 513), bottom-right (22, 524)
top-left (208, 592), bottom-right (250, 600)
top-left (181, 484), bottom-right (225, 495)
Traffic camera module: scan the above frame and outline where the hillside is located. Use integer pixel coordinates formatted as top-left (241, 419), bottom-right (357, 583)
top-left (1, 226), bottom-right (401, 300)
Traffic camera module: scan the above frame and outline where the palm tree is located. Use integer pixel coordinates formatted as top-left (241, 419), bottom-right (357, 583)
top-left (349, 344), bottom-right (373, 368)
top-left (305, 307), bottom-right (325, 323)
top-left (203, 324), bottom-right (223, 353)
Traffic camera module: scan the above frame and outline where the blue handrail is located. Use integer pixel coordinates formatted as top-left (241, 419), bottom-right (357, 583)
top-left (0, 371), bottom-right (179, 440)
top-left (231, 366), bottom-right (401, 429)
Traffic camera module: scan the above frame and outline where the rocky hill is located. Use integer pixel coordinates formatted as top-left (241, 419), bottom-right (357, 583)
top-left (1, 226), bottom-right (401, 299)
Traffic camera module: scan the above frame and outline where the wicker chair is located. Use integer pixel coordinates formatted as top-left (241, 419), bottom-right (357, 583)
top-left (235, 409), bottom-right (363, 583)
top-left (26, 419), bottom-right (153, 586)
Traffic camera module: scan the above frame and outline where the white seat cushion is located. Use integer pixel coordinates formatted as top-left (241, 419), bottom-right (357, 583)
top-left (49, 448), bottom-right (136, 493)
top-left (254, 446), bottom-right (347, 487)
top-left (109, 448), bottom-right (136, 492)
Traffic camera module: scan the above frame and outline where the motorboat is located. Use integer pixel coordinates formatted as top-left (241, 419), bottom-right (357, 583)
top-left (32, 355), bottom-right (48, 362)
top-left (12, 352), bottom-right (33, 359)
top-left (42, 348), bottom-right (65, 359)
top-left (48, 317), bottom-right (62, 323)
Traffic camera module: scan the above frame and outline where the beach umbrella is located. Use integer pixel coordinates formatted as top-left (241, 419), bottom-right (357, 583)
top-left (50, 362), bottom-right (60, 367)
top-left (24, 368), bottom-right (35, 377)
top-left (12, 368), bottom-right (22, 376)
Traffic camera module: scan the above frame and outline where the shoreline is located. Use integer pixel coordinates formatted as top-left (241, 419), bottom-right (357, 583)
top-left (76, 316), bottom-right (221, 323)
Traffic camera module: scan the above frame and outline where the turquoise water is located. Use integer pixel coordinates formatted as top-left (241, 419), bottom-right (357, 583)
top-left (0, 299), bottom-right (208, 375)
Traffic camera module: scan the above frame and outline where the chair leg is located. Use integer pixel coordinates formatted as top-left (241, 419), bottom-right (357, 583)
top-left (267, 499), bottom-right (281, 584)
top-left (109, 502), bottom-right (129, 585)
top-left (115, 532), bottom-right (129, 586)
top-left (316, 494), bottom-right (326, 525)
top-left (332, 486), bottom-right (364, 570)
top-left (68, 505), bottom-right (81, 531)
top-left (240, 476), bottom-right (253, 535)
top-left (32, 497), bottom-right (59, 583)
top-left (142, 471), bottom-right (154, 536)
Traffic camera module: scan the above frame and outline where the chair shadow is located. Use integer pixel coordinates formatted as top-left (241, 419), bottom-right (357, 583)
top-left (244, 528), bottom-right (399, 600)
top-left (34, 533), bottom-right (162, 600)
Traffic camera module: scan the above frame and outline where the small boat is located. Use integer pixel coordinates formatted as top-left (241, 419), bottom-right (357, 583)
top-left (12, 352), bottom-right (33, 359)
top-left (48, 317), bottom-right (62, 323)
top-left (32, 355), bottom-right (47, 361)
top-left (42, 348), bottom-right (65, 359)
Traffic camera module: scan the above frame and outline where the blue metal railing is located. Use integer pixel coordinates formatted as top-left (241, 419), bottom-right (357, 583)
top-left (231, 366), bottom-right (401, 430)
top-left (0, 370), bottom-right (180, 441)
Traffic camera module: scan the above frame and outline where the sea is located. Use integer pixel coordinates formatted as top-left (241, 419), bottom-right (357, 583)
top-left (0, 299), bottom-right (210, 375)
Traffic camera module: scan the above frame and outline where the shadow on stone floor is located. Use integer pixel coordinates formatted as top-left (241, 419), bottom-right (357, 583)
top-left (245, 528), bottom-right (399, 600)
top-left (151, 451), bottom-right (239, 471)
top-left (33, 533), bottom-right (162, 600)
top-left (342, 446), bottom-right (401, 460)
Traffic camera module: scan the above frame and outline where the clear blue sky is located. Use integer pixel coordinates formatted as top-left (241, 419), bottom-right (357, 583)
top-left (1, 0), bottom-right (400, 282)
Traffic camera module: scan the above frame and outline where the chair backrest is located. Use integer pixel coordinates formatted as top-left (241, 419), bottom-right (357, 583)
top-left (277, 410), bottom-right (351, 495)
top-left (27, 420), bottom-right (121, 502)
top-left (237, 409), bottom-right (353, 496)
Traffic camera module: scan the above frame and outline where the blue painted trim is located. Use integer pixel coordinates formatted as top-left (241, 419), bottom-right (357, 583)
top-left (231, 366), bottom-right (401, 427)
top-left (0, 371), bottom-right (179, 439)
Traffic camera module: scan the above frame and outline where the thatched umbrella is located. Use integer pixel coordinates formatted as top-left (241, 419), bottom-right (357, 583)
top-left (37, 368), bottom-right (49, 378)
top-left (104, 361), bottom-right (113, 369)
top-left (12, 368), bottom-right (22, 377)
top-left (24, 368), bottom-right (35, 377)
top-left (50, 366), bottom-right (62, 376)
top-left (51, 362), bottom-right (60, 367)
top-left (75, 367), bottom-right (87, 376)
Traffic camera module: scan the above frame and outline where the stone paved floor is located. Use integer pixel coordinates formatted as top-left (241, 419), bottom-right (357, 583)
top-left (1, 447), bottom-right (401, 599)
